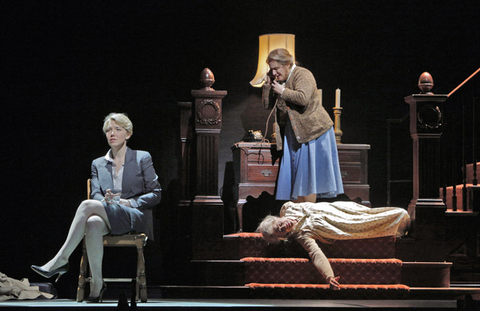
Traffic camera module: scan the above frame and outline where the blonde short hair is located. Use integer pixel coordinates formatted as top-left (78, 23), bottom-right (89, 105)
top-left (266, 48), bottom-right (295, 68)
top-left (102, 113), bottom-right (133, 136)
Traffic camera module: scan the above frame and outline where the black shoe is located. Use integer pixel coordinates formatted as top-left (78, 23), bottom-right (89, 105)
top-left (85, 282), bottom-right (107, 303)
top-left (31, 263), bottom-right (69, 282)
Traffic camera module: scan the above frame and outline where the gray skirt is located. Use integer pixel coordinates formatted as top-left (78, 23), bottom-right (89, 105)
top-left (102, 201), bottom-right (150, 236)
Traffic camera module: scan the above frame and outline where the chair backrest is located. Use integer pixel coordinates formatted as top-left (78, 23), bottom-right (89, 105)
top-left (87, 179), bottom-right (91, 199)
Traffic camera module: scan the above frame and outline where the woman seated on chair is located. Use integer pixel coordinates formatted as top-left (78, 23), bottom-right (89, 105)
top-left (257, 201), bottom-right (411, 290)
top-left (31, 112), bottom-right (162, 302)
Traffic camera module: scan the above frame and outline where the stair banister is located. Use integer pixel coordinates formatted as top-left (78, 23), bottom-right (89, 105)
top-left (447, 67), bottom-right (480, 98)
top-left (462, 100), bottom-right (468, 211)
top-left (405, 72), bottom-right (447, 261)
top-left (443, 67), bottom-right (479, 211)
top-left (472, 96), bottom-right (477, 186)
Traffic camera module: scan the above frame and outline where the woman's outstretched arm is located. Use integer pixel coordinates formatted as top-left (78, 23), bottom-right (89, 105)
top-left (296, 236), bottom-right (340, 290)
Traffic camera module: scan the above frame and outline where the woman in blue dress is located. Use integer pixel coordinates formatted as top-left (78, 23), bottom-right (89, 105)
top-left (262, 48), bottom-right (343, 203)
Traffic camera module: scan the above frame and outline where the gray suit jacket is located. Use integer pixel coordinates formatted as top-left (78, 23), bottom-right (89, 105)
top-left (90, 147), bottom-right (162, 239)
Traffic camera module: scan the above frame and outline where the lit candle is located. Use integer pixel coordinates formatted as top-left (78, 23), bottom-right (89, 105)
top-left (335, 88), bottom-right (341, 108)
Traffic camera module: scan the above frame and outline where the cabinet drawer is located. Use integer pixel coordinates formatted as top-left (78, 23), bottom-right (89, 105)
top-left (245, 150), bottom-right (277, 164)
top-left (246, 164), bottom-right (279, 182)
top-left (340, 164), bottom-right (362, 183)
top-left (338, 150), bottom-right (362, 162)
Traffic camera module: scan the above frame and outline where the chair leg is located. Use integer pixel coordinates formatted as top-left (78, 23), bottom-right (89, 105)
top-left (135, 239), bottom-right (147, 302)
top-left (76, 241), bottom-right (88, 302)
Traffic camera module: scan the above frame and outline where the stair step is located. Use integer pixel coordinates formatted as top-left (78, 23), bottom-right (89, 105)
top-left (466, 162), bottom-right (480, 184)
top-left (194, 257), bottom-right (405, 285)
top-left (223, 233), bottom-right (396, 260)
top-left (246, 283), bottom-right (410, 299)
top-left (441, 183), bottom-right (480, 212)
top-left (243, 257), bottom-right (402, 285)
top-left (194, 258), bottom-right (453, 288)
top-left (402, 262), bottom-right (452, 287)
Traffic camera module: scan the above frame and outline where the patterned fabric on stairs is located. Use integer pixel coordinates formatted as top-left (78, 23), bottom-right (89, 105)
top-left (223, 230), bottom-right (415, 299)
top-left (225, 232), bottom-right (396, 259)
top-left (242, 257), bottom-right (402, 284)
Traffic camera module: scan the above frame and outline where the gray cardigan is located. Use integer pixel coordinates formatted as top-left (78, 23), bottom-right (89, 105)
top-left (262, 66), bottom-right (333, 150)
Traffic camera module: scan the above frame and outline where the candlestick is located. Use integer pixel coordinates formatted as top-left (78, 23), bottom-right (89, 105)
top-left (335, 88), bottom-right (341, 108)
top-left (333, 107), bottom-right (343, 144)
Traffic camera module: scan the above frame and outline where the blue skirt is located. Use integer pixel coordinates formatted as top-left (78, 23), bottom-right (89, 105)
top-left (102, 201), bottom-right (149, 236)
top-left (276, 123), bottom-right (344, 201)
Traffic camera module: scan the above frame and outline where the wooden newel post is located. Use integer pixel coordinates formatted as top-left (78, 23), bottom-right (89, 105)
top-left (191, 68), bottom-right (227, 259)
top-left (405, 72), bottom-right (447, 261)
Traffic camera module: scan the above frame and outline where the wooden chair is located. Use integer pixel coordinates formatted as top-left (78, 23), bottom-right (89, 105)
top-left (76, 179), bottom-right (148, 302)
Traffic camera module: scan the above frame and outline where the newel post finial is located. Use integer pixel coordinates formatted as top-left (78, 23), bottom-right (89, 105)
top-left (418, 72), bottom-right (434, 94)
top-left (200, 68), bottom-right (215, 91)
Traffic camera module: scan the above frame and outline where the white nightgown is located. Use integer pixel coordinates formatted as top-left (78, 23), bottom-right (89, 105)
top-left (280, 201), bottom-right (410, 281)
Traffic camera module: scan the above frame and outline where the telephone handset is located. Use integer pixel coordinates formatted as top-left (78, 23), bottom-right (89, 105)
top-left (243, 130), bottom-right (264, 142)
top-left (267, 69), bottom-right (276, 82)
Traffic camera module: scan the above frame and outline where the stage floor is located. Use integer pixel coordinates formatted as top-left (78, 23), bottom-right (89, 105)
top-left (0, 298), bottom-right (462, 310)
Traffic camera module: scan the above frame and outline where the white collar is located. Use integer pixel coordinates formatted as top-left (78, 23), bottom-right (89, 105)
top-left (286, 64), bottom-right (297, 83)
top-left (104, 150), bottom-right (114, 163)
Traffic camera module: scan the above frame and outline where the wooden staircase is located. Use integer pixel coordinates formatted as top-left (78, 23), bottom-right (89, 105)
top-left (441, 163), bottom-right (480, 213)
top-left (169, 232), bottom-right (480, 300)
top-left (170, 72), bottom-right (480, 302)
top-left (440, 162), bottom-right (480, 286)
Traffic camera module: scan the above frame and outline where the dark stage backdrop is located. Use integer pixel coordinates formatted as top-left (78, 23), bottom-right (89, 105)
top-left (2, 0), bottom-right (478, 298)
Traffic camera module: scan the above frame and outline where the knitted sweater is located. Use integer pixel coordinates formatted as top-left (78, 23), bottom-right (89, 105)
top-left (262, 66), bottom-right (333, 150)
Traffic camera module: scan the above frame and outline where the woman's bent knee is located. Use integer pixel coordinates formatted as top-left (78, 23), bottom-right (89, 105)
top-left (81, 199), bottom-right (103, 207)
top-left (86, 216), bottom-right (108, 235)
top-left (79, 199), bottom-right (104, 213)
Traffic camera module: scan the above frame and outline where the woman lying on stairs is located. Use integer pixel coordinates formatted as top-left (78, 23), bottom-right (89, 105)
top-left (256, 201), bottom-right (411, 290)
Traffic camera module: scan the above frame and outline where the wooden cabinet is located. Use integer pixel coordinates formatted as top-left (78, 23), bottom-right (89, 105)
top-left (232, 142), bottom-right (280, 200)
top-left (337, 144), bottom-right (371, 205)
top-left (232, 142), bottom-right (370, 231)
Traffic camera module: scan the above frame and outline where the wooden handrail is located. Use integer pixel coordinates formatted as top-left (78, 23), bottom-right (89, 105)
top-left (448, 67), bottom-right (480, 98)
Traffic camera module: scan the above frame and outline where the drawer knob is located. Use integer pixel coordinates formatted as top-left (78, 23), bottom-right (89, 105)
top-left (261, 169), bottom-right (273, 177)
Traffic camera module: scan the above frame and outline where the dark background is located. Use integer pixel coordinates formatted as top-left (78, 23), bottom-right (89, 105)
top-left (2, 0), bottom-right (479, 298)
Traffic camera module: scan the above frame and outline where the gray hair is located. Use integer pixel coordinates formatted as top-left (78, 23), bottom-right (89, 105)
top-left (256, 215), bottom-right (282, 244)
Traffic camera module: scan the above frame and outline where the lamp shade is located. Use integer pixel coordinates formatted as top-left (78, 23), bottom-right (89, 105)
top-left (250, 34), bottom-right (295, 87)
